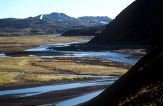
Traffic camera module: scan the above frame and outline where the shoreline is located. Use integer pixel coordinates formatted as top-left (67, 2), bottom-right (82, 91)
top-left (0, 85), bottom-right (107, 106)
top-left (0, 77), bottom-right (97, 90)
top-left (0, 74), bottom-right (118, 90)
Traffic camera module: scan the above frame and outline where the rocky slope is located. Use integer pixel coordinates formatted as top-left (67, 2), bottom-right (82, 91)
top-left (82, 48), bottom-right (163, 106)
top-left (89, 0), bottom-right (163, 48)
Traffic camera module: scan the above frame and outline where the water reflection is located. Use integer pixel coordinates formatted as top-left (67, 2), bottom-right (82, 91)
top-left (0, 79), bottom-right (115, 97)
top-left (26, 42), bottom-right (139, 64)
top-left (55, 90), bottom-right (103, 106)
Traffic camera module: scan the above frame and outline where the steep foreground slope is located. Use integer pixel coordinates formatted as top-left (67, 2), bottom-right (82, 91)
top-left (82, 48), bottom-right (163, 106)
top-left (82, 0), bottom-right (163, 105)
top-left (89, 0), bottom-right (163, 47)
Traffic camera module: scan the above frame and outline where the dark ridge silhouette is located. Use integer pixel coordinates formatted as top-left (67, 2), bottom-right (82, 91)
top-left (89, 0), bottom-right (163, 48)
top-left (61, 25), bottom-right (106, 36)
top-left (82, 0), bottom-right (163, 105)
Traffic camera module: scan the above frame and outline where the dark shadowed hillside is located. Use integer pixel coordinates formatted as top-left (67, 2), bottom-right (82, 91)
top-left (61, 25), bottom-right (106, 36)
top-left (89, 0), bottom-right (163, 48)
top-left (82, 0), bottom-right (163, 105)
top-left (82, 48), bottom-right (163, 106)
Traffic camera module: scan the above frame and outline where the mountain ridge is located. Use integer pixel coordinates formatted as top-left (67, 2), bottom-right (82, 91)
top-left (0, 12), bottom-right (112, 36)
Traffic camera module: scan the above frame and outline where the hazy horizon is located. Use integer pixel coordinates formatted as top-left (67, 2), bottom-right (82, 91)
top-left (0, 0), bottom-right (135, 19)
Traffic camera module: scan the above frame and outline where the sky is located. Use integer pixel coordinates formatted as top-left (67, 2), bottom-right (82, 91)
top-left (0, 0), bottom-right (135, 19)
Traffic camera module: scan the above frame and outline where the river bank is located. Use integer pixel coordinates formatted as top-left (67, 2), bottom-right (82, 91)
top-left (0, 79), bottom-right (115, 106)
top-left (0, 56), bottom-right (125, 89)
top-left (0, 87), bottom-right (105, 106)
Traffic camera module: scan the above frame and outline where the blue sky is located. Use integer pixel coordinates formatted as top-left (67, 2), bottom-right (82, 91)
top-left (0, 0), bottom-right (135, 19)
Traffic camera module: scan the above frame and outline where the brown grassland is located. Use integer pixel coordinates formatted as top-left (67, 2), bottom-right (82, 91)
top-left (0, 35), bottom-right (93, 52)
top-left (0, 35), bottom-right (129, 88)
top-left (0, 56), bottom-right (128, 86)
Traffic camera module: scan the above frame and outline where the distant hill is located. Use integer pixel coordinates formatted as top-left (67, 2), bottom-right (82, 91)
top-left (78, 16), bottom-right (111, 26)
top-left (61, 25), bottom-right (106, 36)
top-left (0, 12), bottom-right (112, 36)
top-left (35, 13), bottom-right (111, 26)
top-left (89, 0), bottom-right (163, 48)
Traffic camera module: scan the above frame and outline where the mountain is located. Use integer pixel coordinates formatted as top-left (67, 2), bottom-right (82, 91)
top-left (34, 12), bottom-right (79, 26)
top-left (61, 25), bottom-right (106, 36)
top-left (0, 17), bottom-right (71, 35)
top-left (34, 13), bottom-right (111, 26)
top-left (0, 12), bottom-right (112, 36)
top-left (82, 0), bottom-right (163, 105)
top-left (78, 16), bottom-right (111, 26)
top-left (89, 0), bottom-right (163, 48)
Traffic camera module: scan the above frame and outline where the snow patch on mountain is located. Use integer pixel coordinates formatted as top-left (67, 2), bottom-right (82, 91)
top-left (40, 15), bottom-right (44, 20)
top-left (100, 21), bottom-right (108, 24)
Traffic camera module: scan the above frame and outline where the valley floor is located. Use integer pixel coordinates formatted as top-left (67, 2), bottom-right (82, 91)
top-left (0, 35), bottom-right (142, 105)
top-left (0, 35), bottom-right (133, 88)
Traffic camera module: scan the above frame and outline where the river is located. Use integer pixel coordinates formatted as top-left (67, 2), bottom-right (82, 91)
top-left (0, 41), bottom-right (140, 106)
top-left (26, 41), bottom-right (138, 64)
top-left (55, 90), bottom-right (104, 106)
top-left (0, 78), bottom-right (116, 97)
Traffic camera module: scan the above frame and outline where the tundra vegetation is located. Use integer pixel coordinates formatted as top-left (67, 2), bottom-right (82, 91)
top-left (0, 35), bottom-right (129, 88)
